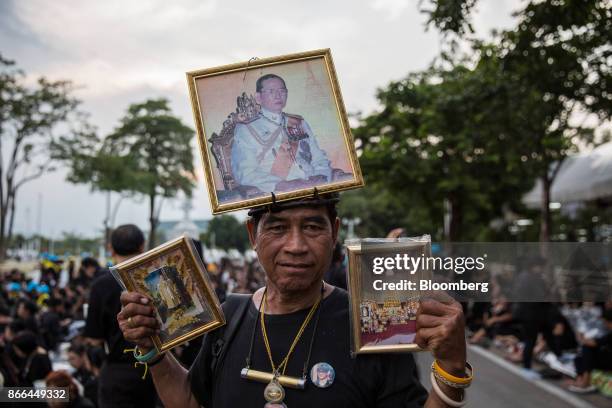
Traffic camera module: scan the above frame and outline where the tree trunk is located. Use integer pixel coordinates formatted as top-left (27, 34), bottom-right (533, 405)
top-left (0, 212), bottom-right (5, 261)
top-left (0, 187), bottom-right (4, 262)
top-left (0, 235), bottom-right (5, 262)
top-left (539, 174), bottom-right (551, 242)
top-left (0, 190), bottom-right (8, 262)
top-left (104, 191), bottom-right (111, 252)
top-left (148, 193), bottom-right (157, 249)
top-left (7, 190), bottom-right (17, 248)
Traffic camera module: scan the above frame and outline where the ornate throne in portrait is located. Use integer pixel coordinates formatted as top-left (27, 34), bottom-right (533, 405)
top-left (208, 93), bottom-right (264, 202)
top-left (208, 92), bottom-right (353, 203)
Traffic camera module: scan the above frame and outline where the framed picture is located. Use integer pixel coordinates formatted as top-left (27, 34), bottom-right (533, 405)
top-left (186, 48), bottom-right (364, 214)
top-left (110, 236), bottom-right (225, 352)
top-left (345, 237), bottom-right (431, 354)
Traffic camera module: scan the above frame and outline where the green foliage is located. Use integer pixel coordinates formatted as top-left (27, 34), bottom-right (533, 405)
top-left (338, 184), bottom-right (438, 239)
top-left (107, 98), bottom-right (195, 247)
top-left (59, 98), bottom-right (196, 248)
top-left (354, 0), bottom-right (611, 241)
top-left (106, 99), bottom-right (195, 199)
top-left (24, 232), bottom-right (101, 256)
top-left (200, 215), bottom-right (249, 253)
top-left (420, 0), bottom-right (477, 36)
top-left (354, 56), bottom-right (534, 241)
top-left (50, 232), bottom-right (101, 255)
top-left (54, 125), bottom-right (141, 194)
top-left (0, 54), bottom-right (86, 258)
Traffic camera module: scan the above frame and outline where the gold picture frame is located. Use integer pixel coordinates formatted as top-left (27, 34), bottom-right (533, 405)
top-left (345, 238), bottom-right (431, 354)
top-left (111, 236), bottom-right (225, 352)
top-left (186, 48), bottom-right (364, 214)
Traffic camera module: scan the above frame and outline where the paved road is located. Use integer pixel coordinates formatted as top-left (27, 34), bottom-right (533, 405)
top-left (414, 348), bottom-right (595, 408)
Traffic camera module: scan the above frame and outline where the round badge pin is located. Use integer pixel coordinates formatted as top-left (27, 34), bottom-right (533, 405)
top-left (310, 362), bottom-right (335, 388)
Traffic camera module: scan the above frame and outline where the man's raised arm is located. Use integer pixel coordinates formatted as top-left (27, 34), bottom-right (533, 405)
top-left (415, 297), bottom-right (470, 408)
top-left (118, 291), bottom-right (202, 408)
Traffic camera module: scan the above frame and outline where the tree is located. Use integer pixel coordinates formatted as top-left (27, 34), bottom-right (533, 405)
top-left (0, 54), bottom-right (86, 259)
top-left (354, 55), bottom-right (533, 241)
top-left (419, 0), bottom-right (611, 240)
top-left (338, 184), bottom-right (438, 239)
top-left (105, 99), bottom-right (195, 248)
top-left (49, 232), bottom-right (101, 255)
top-left (54, 126), bottom-right (143, 248)
top-left (200, 215), bottom-right (249, 253)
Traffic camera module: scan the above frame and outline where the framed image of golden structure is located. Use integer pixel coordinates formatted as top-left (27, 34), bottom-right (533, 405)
top-left (186, 48), bottom-right (364, 214)
top-left (110, 236), bottom-right (224, 352)
top-left (345, 237), bottom-right (431, 354)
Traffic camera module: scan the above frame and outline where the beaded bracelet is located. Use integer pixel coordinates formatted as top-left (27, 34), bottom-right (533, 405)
top-left (430, 372), bottom-right (467, 407)
top-left (431, 360), bottom-right (473, 389)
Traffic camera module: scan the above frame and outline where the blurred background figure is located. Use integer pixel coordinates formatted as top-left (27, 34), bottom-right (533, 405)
top-left (45, 370), bottom-right (95, 408)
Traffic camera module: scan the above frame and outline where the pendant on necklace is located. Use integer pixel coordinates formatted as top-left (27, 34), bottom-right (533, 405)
top-left (264, 375), bottom-right (287, 408)
top-left (310, 362), bottom-right (335, 388)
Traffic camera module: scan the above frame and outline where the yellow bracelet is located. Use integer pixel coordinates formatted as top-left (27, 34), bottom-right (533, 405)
top-left (432, 360), bottom-right (473, 386)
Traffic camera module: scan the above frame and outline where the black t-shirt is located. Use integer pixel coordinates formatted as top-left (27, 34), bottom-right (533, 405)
top-left (39, 310), bottom-right (62, 351)
top-left (596, 330), bottom-right (612, 350)
top-left (83, 270), bottom-right (133, 363)
top-left (189, 288), bottom-right (428, 408)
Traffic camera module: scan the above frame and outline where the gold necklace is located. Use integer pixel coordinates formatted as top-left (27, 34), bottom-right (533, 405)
top-left (259, 288), bottom-right (322, 407)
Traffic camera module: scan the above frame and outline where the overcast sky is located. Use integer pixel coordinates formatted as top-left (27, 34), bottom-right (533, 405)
top-left (0, 0), bottom-right (519, 238)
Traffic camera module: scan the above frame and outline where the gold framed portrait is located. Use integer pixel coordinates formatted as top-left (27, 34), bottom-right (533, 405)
top-left (110, 236), bottom-right (225, 352)
top-left (345, 237), bottom-right (431, 354)
top-left (186, 48), bottom-right (364, 214)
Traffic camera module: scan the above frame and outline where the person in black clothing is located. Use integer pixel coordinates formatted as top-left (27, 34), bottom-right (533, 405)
top-left (39, 297), bottom-right (65, 352)
top-left (67, 344), bottom-right (94, 390)
top-left (567, 307), bottom-right (612, 393)
top-left (46, 370), bottom-right (95, 408)
top-left (190, 287), bottom-right (427, 407)
top-left (15, 299), bottom-right (39, 334)
top-left (84, 345), bottom-right (105, 406)
top-left (323, 242), bottom-right (347, 290)
top-left (83, 224), bottom-right (157, 408)
top-left (118, 195), bottom-right (471, 408)
top-left (3, 330), bottom-right (52, 386)
top-left (512, 257), bottom-right (562, 371)
top-left (75, 257), bottom-right (103, 287)
top-left (0, 320), bottom-right (26, 386)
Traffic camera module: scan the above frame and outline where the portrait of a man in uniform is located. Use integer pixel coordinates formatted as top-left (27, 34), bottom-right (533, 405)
top-left (188, 49), bottom-right (364, 213)
top-left (231, 73), bottom-right (339, 194)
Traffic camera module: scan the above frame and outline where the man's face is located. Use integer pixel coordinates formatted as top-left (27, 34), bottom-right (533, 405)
top-left (84, 266), bottom-right (96, 277)
top-left (16, 303), bottom-right (28, 319)
top-left (256, 77), bottom-right (288, 114)
top-left (67, 351), bottom-right (83, 369)
top-left (247, 206), bottom-right (339, 294)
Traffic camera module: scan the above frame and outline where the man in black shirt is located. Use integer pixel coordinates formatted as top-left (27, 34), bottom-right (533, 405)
top-left (39, 297), bottom-right (65, 352)
top-left (84, 224), bottom-right (157, 408)
top-left (118, 196), bottom-right (470, 407)
top-left (15, 299), bottom-right (39, 334)
top-left (189, 287), bottom-right (427, 407)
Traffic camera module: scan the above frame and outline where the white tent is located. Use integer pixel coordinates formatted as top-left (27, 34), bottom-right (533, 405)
top-left (523, 142), bottom-right (612, 208)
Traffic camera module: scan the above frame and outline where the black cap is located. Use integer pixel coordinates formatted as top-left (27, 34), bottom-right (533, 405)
top-left (247, 192), bottom-right (340, 217)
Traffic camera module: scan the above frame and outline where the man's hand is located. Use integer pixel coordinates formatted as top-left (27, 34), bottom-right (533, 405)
top-left (415, 296), bottom-right (466, 375)
top-left (117, 291), bottom-right (159, 351)
top-left (119, 292), bottom-right (200, 408)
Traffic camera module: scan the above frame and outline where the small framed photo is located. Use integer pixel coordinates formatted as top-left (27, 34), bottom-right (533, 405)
top-left (110, 236), bottom-right (225, 352)
top-left (186, 48), bottom-right (364, 214)
top-left (345, 237), bottom-right (431, 354)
